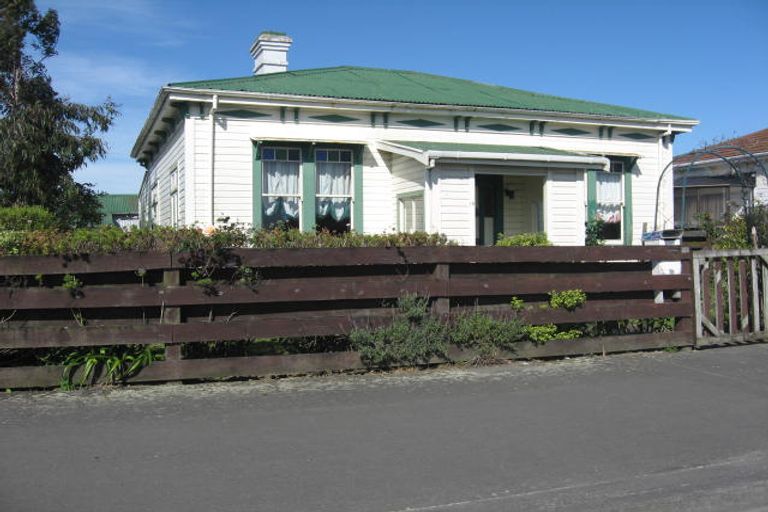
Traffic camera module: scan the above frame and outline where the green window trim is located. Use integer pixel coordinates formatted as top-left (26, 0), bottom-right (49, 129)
top-left (251, 141), bottom-right (262, 228)
top-left (586, 157), bottom-right (635, 245)
top-left (623, 158), bottom-right (636, 245)
top-left (586, 169), bottom-right (597, 220)
top-left (353, 146), bottom-right (363, 233)
top-left (252, 141), bottom-right (364, 233)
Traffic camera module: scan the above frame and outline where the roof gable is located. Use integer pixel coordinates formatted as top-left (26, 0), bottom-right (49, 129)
top-left (170, 66), bottom-right (693, 121)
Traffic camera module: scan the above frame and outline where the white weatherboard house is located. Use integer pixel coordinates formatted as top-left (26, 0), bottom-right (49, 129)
top-left (132, 32), bottom-right (698, 246)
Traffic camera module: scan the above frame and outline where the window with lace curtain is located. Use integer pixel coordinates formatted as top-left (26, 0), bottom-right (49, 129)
top-left (596, 160), bottom-right (624, 240)
top-left (261, 147), bottom-right (301, 229)
top-left (315, 149), bottom-right (352, 233)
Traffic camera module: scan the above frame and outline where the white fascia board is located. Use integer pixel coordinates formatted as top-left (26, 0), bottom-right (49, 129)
top-left (133, 86), bottom-right (697, 160)
top-left (428, 151), bottom-right (609, 170)
top-left (250, 136), bottom-right (369, 145)
top-left (164, 87), bottom-right (699, 130)
top-left (376, 141), bottom-right (609, 170)
top-left (374, 140), bottom-right (431, 165)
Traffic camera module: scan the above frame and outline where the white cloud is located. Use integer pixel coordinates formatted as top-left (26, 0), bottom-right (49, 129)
top-left (40, 0), bottom-right (200, 48)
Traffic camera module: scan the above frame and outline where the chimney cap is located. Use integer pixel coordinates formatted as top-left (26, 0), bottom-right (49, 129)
top-left (250, 31), bottom-right (292, 75)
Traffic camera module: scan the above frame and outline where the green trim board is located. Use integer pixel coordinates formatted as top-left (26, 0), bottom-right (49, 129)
top-left (478, 123), bottom-right (520, 132)
top-left (353, 146), bottom-right (364, 233)
top-left (397, 119), bottom-right (444, 128)
top-left (220, 109), bottom-right (270, 119)
top-left (251, 141), bottom-right (262, 228)
top-left (553, 127), bottom-right (590, 136)
top-left (620, 132), bottom-right (655, 141)
top-left (586, 170), bottom-right (597, 221)
top-left (622, 157), bottom-right (637, 245)
top-left (310, 114), bottom-right (359, 123)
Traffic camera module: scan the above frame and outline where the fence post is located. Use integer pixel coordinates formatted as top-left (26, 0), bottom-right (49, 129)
top-left (162, 269), bottom-right (182, 361)
top-left (678, 247), bottom-right (697, 347)
top-left (432, 263), bottom-right (450, 319)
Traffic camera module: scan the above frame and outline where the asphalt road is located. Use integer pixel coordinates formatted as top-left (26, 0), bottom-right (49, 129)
top-left (2, 344), bottom-right (768, 512)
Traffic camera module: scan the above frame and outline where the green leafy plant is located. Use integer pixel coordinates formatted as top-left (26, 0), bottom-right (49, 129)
top-left (549, 289), bottom-right (587, 311)
top-left (55, 344), bottom-right (164, 390)
top-left (585, 219), bottom-right (605, 246)
top-left (61, 273), bottom-right (83, 297)
top-left (450, 311), bottom-right (525, 362)
top-left (509, 296), bottom-right (525, 312)
top-left (496, 232), bottom-right (551, 247)
top-left (524, 324), bottom-right (582, 344)
top-left (350, 294), bottom-right (448, 369)
top-left (0, 206), bottom-right (57, 231)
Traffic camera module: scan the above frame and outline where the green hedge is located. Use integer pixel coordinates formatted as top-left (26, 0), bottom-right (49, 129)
top-left (0, 225), bottom-right (452, 256)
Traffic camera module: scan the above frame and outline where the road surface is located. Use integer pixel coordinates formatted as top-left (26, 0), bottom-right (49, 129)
top-left (2, 344), bottom-right (768, 511)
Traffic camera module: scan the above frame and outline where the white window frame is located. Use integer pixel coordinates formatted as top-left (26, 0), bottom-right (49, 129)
top-left (169, 166), bottom-right (179, 227)
top-left (261, 146), bottom-right (303, 230)
top-left (150, 180), bottom-right (158, 226)
top-left (397, 193), bottom-right (424, 233)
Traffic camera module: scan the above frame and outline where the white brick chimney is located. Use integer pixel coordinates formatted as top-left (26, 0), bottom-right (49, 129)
top-left (250, 31), bottom-right (292, 75)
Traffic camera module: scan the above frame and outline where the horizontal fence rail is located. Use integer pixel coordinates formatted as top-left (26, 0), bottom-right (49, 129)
top-left (0, 246), bottom-right (696, 388)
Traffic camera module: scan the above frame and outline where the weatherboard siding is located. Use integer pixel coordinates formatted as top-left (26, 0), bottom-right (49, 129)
top-left (144, 102), bottom-right (675, 244)
top-left (546, 169), bottom-right (585, 246)
top-left (141, 122), bottom-right (184, 226)
top-left (362, 147), bottom-right (393, 233)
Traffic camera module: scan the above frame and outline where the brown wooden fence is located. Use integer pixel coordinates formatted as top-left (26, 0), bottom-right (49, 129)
top-left (0, 245), bottom-right (696, 388)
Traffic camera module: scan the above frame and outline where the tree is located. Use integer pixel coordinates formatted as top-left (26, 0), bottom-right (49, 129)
top-left (0, 0), bottom-right (117, 227)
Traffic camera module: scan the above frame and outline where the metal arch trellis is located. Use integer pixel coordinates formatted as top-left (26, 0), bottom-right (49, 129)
top-left (653, 146), bottom-right (768, 235)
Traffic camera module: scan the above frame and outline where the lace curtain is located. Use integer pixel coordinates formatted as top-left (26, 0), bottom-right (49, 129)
top-left (262, 160), bottom-right (300, 226)
top-left (316, 161), bottom-right (351, 222)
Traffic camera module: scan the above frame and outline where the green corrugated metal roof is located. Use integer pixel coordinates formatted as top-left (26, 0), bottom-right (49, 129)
top-left (98, 194), bottom-right (138, 225)
top-left (170, 66), bottom-right (693, 121)
top-left (388, 141), bottom-right (585, 156)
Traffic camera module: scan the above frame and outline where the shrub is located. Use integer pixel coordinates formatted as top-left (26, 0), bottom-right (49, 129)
top-left (496, 232), bottom-right (551, 247)
top-left (0, 205), bottom-right (57, 231)
top-left (524, 324), bottom-right (582, 344)
top-left (549, 289), bottom-right (587, 311)
top-left (0, 226), bottom-right (452, 257)
top-left (585, 219), bottom-right (605, 246)
top-left (349, 294), bottom-right (448, 368)
top-left (450, 311), bottom-right (525, 361)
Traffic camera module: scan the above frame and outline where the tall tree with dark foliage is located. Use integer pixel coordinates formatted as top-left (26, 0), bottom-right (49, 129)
top-left (0, 0), bottom-right (118, 227)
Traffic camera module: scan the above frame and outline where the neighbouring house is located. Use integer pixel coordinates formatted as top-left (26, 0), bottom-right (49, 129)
top-left (132, 31), bottom-right (697, 246)
top-left (98, 194), bottom-right (139, 230)
top-left (674, 128), bottom-right (768, 228)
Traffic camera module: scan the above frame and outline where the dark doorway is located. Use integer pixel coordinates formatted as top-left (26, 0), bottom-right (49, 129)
top-left (475, 174), bottom-right (504, 246)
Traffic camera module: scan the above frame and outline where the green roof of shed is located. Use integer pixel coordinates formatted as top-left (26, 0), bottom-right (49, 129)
top-left (98, 194), bottom-right (138, 225)
top-left (171, 66), bottom-right (693, 121)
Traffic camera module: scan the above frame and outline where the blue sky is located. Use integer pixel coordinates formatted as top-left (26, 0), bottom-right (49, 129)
top-left (39, 0), bottom-right (768, 194)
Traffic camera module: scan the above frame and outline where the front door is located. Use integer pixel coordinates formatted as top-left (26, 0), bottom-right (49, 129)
top-left (475, 175), bottom-right (504, 246)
